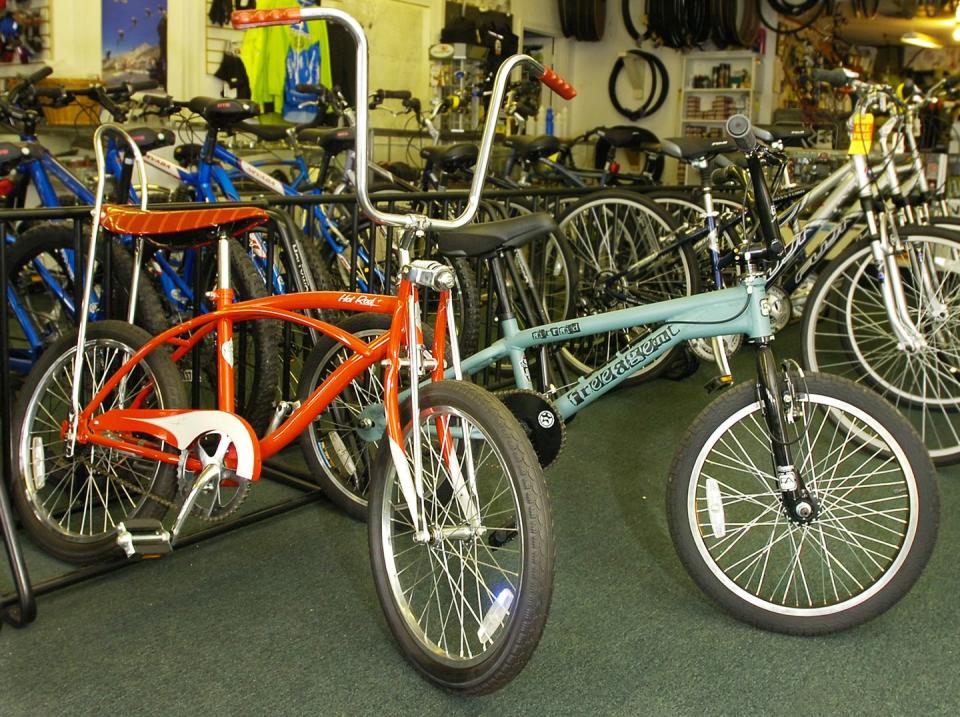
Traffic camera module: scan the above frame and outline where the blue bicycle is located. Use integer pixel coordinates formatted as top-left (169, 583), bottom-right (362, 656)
top-left (0, 67), bottom-right (171, 372)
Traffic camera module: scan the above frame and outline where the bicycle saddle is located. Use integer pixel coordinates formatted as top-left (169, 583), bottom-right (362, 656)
top-left (239, 122), bottom-right (293, 142)
top-left (504, 134), bottom-right (561, 161)
top-left (435, 212), bottom-right (557, 258)
top-left (99, 205), bottom-right (269, 248)
top-left (659, 136), bottom-right (736, 162)
top-left (0, 140), bottom-right (43, 172)
top-left (187, 97), bottom-right (259, 129)
top-left (126, 127), bottom-right (175, 153)
top-left (753, 124), bottom-right (813, 146)
top-left (420, 143), bottom-right (478, 173)
top-left (297, 126), bottom-right (355, 156)
top-left (596, 126), bottom-right (657, 150)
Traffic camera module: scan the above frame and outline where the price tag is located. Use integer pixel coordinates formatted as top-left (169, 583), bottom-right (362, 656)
top-left (848, 113), bottom-right (874, 156)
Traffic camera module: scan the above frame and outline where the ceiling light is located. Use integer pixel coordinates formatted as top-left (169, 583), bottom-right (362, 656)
top-left (953, 25), bottom-right (960, 42)
top-left (901, 31), bottom-right (944, 49)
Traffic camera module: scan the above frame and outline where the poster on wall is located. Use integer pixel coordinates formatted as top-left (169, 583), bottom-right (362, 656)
top-left (102, 0), bottom-right (167, 87)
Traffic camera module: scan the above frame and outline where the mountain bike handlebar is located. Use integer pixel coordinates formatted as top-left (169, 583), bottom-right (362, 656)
top-left (233, 5), bottom-right (576, 232)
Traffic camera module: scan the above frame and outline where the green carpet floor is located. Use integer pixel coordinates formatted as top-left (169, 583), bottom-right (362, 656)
top-left (2, 330), bottom-right (959, 715)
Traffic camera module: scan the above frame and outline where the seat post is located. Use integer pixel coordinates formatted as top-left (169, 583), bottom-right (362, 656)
top-left (694, 156), bottom-right (723, 290)
top-left (216, 231), bottom-right (235, 413)
top-left (217, 232), bottom-right (232, 299)
top-left (488, 254), bottom-right (515, 322)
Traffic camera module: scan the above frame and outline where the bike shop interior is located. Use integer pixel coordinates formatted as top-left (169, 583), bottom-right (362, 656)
top-left (2, 1), bottom-right (960, 714)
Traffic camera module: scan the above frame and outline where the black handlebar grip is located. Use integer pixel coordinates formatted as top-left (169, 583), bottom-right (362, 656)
top-left (380, 90), bottom-right (411, 100)
top-left (125, 79), bottom-right (159, 93)
top-left (725, 114), bottom-right (756, 153)
top-left (141, 93), bottom-right (173, 108)
top-left (33, 86), bottom-right (65, 99)
top-left (812, 67), bottom-right (855, 87)
top-left (26, 66), bottom-right (54, 85)
top-left (295, 82), bottom-right (328, 95)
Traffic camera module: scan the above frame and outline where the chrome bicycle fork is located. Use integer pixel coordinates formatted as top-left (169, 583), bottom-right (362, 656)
top-left (395, 229), bottom-right (480, 543)
top-left (851, 153), bottom-right (929, 352)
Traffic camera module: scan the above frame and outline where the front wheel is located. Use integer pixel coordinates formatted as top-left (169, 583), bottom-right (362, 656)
top-left (368, 380), bottom-right (554, 693)
top-left (800, 232), bottom-right (960, 464)
top-left (667, 372), bottom-right (938, 634)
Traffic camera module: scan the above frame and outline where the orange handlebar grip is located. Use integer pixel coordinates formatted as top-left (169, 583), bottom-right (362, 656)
top-left (538, 67), bottom-right (576, 100)
top-left (231, 7), bottom-right (302, 29)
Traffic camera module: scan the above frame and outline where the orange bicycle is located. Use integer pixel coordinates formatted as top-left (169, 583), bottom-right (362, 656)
top-left (10, 6), bottom-right (575, 693)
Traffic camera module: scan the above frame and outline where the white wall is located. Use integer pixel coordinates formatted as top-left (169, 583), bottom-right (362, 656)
top-left (42, 0), bottom-right (775, 143)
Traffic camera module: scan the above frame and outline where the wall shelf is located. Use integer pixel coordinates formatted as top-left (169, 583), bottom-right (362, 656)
top-left (676, 50), bottom-right (761, 183)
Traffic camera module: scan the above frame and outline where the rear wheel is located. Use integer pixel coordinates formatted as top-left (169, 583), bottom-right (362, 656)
top-left (12, 320), bottom-right (187, 563)
top-left (369, 380), bottom-right (554, 693)
top-left (558, 190), bottom-right (699, 384)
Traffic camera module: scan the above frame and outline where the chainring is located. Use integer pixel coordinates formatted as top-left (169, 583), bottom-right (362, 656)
top-left (496, 389), bottom-right (566, 469)
top-left (179, 431), bottom-right (251, 522)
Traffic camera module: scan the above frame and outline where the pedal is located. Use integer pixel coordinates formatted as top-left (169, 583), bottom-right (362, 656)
top-left (116, 519), bottom-right (172, 558)
top-left (704, 374), bottom-right (734, 393)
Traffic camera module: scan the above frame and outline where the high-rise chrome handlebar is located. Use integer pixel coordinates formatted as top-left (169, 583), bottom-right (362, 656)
top-left (232, 6), bottom-right (575, 232)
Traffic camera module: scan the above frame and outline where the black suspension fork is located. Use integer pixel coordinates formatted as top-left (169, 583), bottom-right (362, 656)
top-left (755, 344), bottom-right (818, 523)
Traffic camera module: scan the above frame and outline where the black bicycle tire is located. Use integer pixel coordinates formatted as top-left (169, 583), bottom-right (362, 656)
top-left (736, 0), bottom-right (760, 47)
top-left (196, 239), bottom-right (281, 436)
top-left (622, 0), bottom-right (641, 41)
top-left (12, 320), bottom-right (186, 563)
top-left (667, 373), bottom-right (938, 634)
top-left (368, 380), bottom-right (554, 694)
top-left (6, 223), bottom-right (169, 346)
top-left (608, 49), bottom-right (669, 121)
top-left (758, 0), bottom-right (825, 35)
top-left (297, 313), bottom-right (384, 519)
top-left (557, 0), bottom-right (576, 37)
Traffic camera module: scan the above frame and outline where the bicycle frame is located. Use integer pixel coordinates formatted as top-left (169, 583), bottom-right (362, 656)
top-left (432, 277), bottom-right (772, 421)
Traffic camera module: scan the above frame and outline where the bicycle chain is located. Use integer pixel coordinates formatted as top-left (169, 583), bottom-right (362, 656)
top-left (105, 461), bottom-right (247, 522)
top-left (494, 388), bottom-right (567, 470)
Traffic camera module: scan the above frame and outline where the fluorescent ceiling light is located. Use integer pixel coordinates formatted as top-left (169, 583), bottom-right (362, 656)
top-left (901, 31), bottom-right (943, 49)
